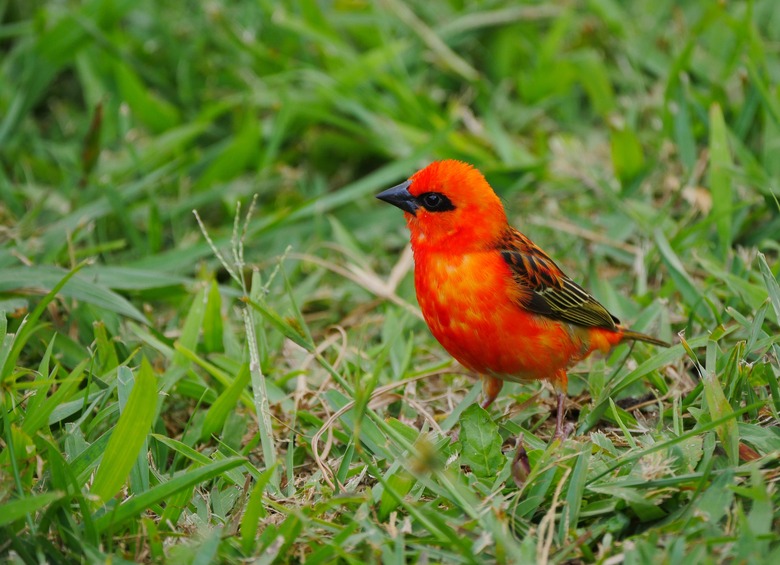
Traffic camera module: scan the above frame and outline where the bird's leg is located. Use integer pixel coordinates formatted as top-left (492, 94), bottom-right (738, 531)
top-left (553, 391), bottom-right (574, 440)
top-left (480, 375), bottom-right (504, 409)
top-left (551, 370), bottom-right (573, 440)
top-left (554, 392), bottom-right (566, 439)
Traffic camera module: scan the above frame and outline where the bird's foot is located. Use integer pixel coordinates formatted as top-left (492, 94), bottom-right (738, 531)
top-left (552, 421), bottom-right (575, 442)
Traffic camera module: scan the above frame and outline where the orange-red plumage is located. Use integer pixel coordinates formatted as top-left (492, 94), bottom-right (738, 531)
top-left (377, 159), bottom-right (668, 438)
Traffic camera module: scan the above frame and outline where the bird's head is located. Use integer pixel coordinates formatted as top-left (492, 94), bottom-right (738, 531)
top-left (376, 160), bottom-right (508, 251)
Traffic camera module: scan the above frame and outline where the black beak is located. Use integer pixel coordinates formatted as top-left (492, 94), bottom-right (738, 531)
top-left (376, 180), bottom-right (418, 215)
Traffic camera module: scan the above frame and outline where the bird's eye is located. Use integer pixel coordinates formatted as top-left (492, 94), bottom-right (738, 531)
top-left (418, 192), bottom-right (455, 212)
top-left (423, 193), bottom-right (441, 207)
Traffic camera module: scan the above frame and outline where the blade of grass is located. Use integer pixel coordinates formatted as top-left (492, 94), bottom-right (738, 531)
top-left (92, 457), bottom-right (246, 533)
top-left (1, 260), bottom-right (91, 382)
top-left (708, 103), bottom-right (733, 258)
top-left (758, 252), bottom-right (780, 321)
top-left (0, 492), bottom-right (65, 528)
top-left (90, 357), bottom-right (157, 504)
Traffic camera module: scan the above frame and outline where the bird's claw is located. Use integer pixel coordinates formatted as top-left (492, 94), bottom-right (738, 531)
top-left (553, 421), bottom-right (575, 441)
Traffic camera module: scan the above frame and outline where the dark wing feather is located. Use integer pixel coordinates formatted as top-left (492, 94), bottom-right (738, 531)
top-left (498, 227), bottom-right (619, 330)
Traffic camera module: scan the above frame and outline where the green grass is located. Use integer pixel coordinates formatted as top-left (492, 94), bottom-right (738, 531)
top-left (2, 0), bottom-right (780, 562)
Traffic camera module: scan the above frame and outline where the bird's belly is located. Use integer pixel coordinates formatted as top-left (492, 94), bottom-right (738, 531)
top-left (415, 253), bottom-right (588, 381)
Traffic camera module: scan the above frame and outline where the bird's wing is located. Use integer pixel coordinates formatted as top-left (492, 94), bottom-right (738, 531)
top-left (498, 227), bottom-right (619, 330)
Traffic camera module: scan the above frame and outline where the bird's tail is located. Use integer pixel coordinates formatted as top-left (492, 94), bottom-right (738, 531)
top-left (620, 329), bottom-right (671, 348)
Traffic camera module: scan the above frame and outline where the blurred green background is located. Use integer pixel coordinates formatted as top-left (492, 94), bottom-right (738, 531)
top-left (4, 0), bottom-right (778, 276)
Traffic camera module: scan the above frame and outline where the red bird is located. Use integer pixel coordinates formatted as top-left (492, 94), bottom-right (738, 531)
top-left (377, 160), bottom-right (668, 438)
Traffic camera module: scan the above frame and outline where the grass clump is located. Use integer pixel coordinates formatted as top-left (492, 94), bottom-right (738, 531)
top-left (1, 0), bottom-right (780, 562)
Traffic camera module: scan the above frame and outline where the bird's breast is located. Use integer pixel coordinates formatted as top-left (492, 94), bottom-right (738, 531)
top-left (413, 249), bottom-right (587, 380)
